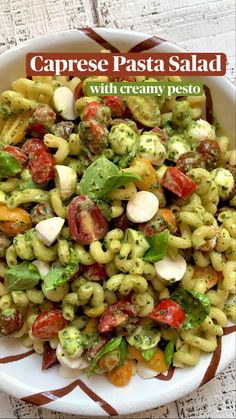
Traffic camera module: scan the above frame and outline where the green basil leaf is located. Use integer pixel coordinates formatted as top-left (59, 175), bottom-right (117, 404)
top-left (5, 261), bottom-right (41, 291)
top-left (171, 288), bottom-right (211, 330)
top-left (88, 336), bottom-right (122, 377)
top-left (99, 172), bottom-right (140, 197)
top-left (43, 250), bottom-right (78, 291)
top-left (164, 340), bottom-right (176, 367)
top-left (0, 151), bottom-right (22, 178)
top-left (79, 156), bottom-right (140, 199)
top-left (79, 157), bottom-right (119, 199)
top-left (141, 347), bottom-right (157, 362)
top-left (94, 199), bottom-right (112, 221)
top-left (119, 338), bottom-right (127, 366)
top-left (143, 230), bottom-right (169, 262)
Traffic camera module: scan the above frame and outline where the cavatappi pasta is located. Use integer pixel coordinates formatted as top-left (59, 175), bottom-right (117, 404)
top-left (0, 73), bottom-right (235, 387)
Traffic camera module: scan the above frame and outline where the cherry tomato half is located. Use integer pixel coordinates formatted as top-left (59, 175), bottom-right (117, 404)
top-left (68, 195), bottom-right (108, 245)
top-left (81, 101), bottom-right (111, 127)
top-left (98, 301), bottom-right (138, 333)
top-left (32, 310), bottom-right (67, 340)
top-left (81, 262), bottom-right (107, 281)
top-left (28, 123), bottom-right (46, 139)
top-left (112, 213), bottom-right (133, 231)
top-left (197, 139), bottom-right (221, 171)
top-left (148, 299), bottom-right (185, 331)
top-left (42, 343), bottom-right (59, 370)
top-left (22, 138), bottom-right (49, 155)
top-left (0, 308), bottom-right (23, 336)
top-left (107, 359), bottom-right (132, 386)
top-left (4, 146), bottom-right (28, 167)
top-left (193, 265), bottom-right (221, 289)
top-left (28, 149), bottom-right (55, 184)
top-left (103, 96), bottom-right (126, 117)
top-left (0, 205), bottom-right (31, 237)
top-left (160, 167), bottom-right (196, 199)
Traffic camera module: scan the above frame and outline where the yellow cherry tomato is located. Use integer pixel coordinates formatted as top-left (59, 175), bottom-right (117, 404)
top-left (0, 205), bottom-right (31, 237)
top-left (157, 208), bottom-right (177, 233)
top-left (107, 359), bottom-right (132, 387)
top-left (128, 345), bottom-right (168, 373)
top-left (131, 157), bottom-right (157, 191)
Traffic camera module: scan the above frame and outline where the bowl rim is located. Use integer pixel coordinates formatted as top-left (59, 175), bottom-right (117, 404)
top-left (0, 27), bottom-right (235, 417)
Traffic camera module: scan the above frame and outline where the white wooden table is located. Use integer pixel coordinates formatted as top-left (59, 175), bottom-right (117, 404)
top-left (0, 0), bottom-right (235, 417)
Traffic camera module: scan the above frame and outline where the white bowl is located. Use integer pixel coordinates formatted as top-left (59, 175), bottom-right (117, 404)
top-left (0, 28), bottom-right (235, 416)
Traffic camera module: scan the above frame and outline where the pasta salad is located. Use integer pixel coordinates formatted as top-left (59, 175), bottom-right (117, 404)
top-left (0, 74), bottom-right (235, 387)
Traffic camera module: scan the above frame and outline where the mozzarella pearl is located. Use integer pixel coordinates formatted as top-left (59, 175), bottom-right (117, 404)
top-left (154, 254), bottom-right (187, 283)
top-left (56, 344), bottom-right (88, 369)
top-left (53, 87), bottom-right (76, 121)
top-left (126, 191), bottom-right (159, 223)
top-left (35, 217), bottom-right (65, 246)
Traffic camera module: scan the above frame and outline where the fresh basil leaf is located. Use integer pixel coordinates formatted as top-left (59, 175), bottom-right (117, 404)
top-left (94, 199), bottom-right (112, 221)
top-left (171, 288), bottom-right (211, 330)
top-left (88, 336), bottom-right (122, 377)
top-left (79, 156), bottom-right (119, 199)
top-left (79, 156), bottom-right (140, 199)
top-left (0, 151), bottom-right (22, 178)
top-left (143, 230), bottom-right (169, 263)
top-left (43, 249), bottom-right (78, 291)
top-left (141, 347), bottom-right (156, 362)
top-left (5, 261), bottom-right (41, 291)
top-left (119, 338), bottom-right (127, 366)
top-left (99, 172), bottom-right (140, 197)
top-left (164, 340), bottom-right (176, 367)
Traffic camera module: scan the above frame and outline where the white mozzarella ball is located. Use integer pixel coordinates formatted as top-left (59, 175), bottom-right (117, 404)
top-left (187, 119), bottom-right (215, 143)
top-left (136, 363), bottom-right (158, 378)
top-left (139, 132), bottom-right (167, 166)
top-left (53, 87), bottom-right (77, 120)
top-left (56, 343), bottom-right (88, 370)
top-left (35, 217), bottom-right (65, 246)
top-left (55, 165), bottom-right (77, 199)
top-left (154, 254), bottom-right (187, 283)
top-left (211, 168), bottom-right (234, 200)
top-left (126, 191), bottom-right (159, 223)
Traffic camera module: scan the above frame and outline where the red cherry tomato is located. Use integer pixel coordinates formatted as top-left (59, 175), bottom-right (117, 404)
top-left (68, 195), bottom-right (108, 245)
top-left (4, 146), bottom-right (28, 167)
top-left (30, 203), bottom-right (55, 224)
top-left (32, 310), bottom-right (67, 340)
top-left (28, 123), bottom-right (46, 138)
top-left (98, 301), bottom-right (138, 333)
top-left (176, 151), bottom-right (204, 174)
top-left (104, 96), bottom-right (126, 117)
top-left (42, 343), bottom-right (59, 370)
top-left (81, 262), bottom-right (107, 281)
top-left (0, 308), bottom-right (23, 336)
top-left (79, 120), bottom-right (109, 154)
top-left (160, 167), bottom-right (196, 198)
top-left (31, 104), bottom-right (56, 129)
top-left (28, 149), bottom-right (55, 184)
top-left (197, 139), bottom-right (221, 171)
top-left (81, 101), bottom-right (111, 127)
top-left (22, 138), bottom-right (49, 155)
top-left (148, 299), bottom-right (185, 331)
top-left (112, 213), bottom-right (133, 231)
